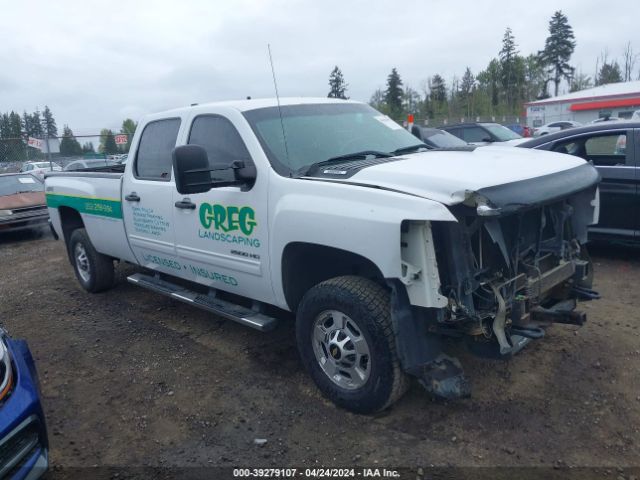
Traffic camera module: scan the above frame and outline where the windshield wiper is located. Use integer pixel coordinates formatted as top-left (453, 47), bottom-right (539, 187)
top-left (295, 150), bottom-right (392, 177)
top-left (324, 150), bottom-right (392, 163)
top-left (390, 143), bottom-right (430, 155)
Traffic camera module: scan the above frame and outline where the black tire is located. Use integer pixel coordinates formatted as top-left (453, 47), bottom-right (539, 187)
top-left (69, 228), bottom-right (114, 293)
top-left (296, 276), bottom-right (408, 414)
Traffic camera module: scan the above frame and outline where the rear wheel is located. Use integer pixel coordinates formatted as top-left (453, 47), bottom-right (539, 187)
top-left (69, 228), bottom-right (114, 293)
top-left (296, 276), bottom-right (408, 414)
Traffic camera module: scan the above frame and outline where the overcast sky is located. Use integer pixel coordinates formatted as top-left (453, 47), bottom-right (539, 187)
top-left (1, 0), bottom-right (638, 134)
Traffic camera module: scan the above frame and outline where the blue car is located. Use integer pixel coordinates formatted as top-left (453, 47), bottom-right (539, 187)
top-left (0, 327), bottom-right (48, 479)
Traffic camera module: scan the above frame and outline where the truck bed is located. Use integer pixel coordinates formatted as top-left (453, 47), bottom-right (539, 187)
top-left (45, 170), bottom-right (137, 263)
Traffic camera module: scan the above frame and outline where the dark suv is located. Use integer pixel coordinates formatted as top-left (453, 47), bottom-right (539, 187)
top-left (442, 122), bottom-right (523, 145)
top-left (518, 121), bottom-right (639, 244)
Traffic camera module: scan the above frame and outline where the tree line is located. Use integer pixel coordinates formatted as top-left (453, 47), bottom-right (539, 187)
top-left (0, 105), bottom-right (138, 161)
top-left (328, 11), bottom-right (639, 122)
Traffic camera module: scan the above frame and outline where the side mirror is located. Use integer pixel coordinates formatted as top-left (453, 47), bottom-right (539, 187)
top-left (482, 137), bottom-right (494, 143)
top-left (172, 145), bottom-right (258, 195)
top-left (173, 145), bottom-right (212, 195)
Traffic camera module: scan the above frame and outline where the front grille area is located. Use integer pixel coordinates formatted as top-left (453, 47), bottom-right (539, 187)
top-left (10, 205), bottom-right (47, 214)
top-left (433, 189), bottom-right (593, 325)
top-left (0, 418), bottom-right (42, 478)
top-left (1, 205), bottom-right (48, 222)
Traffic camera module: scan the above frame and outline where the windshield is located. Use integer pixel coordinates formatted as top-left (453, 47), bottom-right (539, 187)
top-left (0, 174), bottom-right (44, 196)
top-left (243, 103), bottom-right (421, 175)
top-left (484, 124), bottom-right (522, 141)
top-left (422, 129), bottom-right (468, 147)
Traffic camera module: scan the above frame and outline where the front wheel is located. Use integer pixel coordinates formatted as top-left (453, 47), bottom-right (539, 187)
top-left (296, 276), bottom-right (408, 414)
top-left (69, 228), bottom-right (114, 293)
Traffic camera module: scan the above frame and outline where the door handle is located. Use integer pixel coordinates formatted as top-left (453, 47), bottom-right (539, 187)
top-left (125, 192), bottom-right (140, 202)
top-left (175, 199), bottom-right (196, 210)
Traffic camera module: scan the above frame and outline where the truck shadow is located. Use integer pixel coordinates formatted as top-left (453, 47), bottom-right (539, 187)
top-left (0, 226), bottom-right (51, 246)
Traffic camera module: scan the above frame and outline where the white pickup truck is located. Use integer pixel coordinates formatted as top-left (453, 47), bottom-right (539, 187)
top-left (45, 98), bottom-right (600, 413)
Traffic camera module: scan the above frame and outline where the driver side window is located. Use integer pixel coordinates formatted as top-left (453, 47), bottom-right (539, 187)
top-left (188, 115), bottom-right (253, 183)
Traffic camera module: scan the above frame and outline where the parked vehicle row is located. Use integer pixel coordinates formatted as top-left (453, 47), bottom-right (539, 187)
top-left (19, 162), bottom-right (62, 181)
top-left (410, 126), bottom-right (468, 148)
top-left (440, 122), bottom-right (525, 145)
top-left (533, 120), bottom-right (582, 137)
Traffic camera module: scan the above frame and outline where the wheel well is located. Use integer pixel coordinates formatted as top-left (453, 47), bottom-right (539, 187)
top-left (282, 242), bottom-right (384, 312)
top-left (58, 207), bottom-right (84, 253)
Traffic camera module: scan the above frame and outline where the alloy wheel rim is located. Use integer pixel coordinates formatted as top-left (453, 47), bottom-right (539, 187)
top-left (311, 309), bottom-right (371, 390)
top-left (74, 244), bottom-right (91, 283)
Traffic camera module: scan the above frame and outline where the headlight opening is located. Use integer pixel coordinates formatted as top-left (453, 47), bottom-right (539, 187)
top-left (0, 341), bottom-right (13, 401)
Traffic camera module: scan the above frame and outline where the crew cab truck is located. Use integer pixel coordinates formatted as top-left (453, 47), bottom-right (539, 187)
top-left (45, 98), bottom-right (600, 413)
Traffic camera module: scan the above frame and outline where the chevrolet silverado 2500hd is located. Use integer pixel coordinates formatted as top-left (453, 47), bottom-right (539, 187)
top-left (45, 98), bottom-right (600, 413)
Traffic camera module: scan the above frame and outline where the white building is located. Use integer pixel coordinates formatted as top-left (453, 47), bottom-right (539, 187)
top-left (525, 80), bottom-right (640, 128)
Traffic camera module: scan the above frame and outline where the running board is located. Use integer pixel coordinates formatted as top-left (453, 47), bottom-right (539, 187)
top-left (127, 273), bottom-right (278, 332)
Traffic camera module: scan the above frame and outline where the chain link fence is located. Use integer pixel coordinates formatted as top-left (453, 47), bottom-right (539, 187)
top-left (0, 133), bottom-right (132, 173)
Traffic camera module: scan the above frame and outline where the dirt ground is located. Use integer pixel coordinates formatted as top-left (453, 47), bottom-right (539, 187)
top-left (1, 228), bottom-right (639, 477)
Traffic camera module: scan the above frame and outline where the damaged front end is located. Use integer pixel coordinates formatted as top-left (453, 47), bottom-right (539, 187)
top-left (395, 163), bottom-right (600, 399)
top-left (433, 163), bottom-right (600, 357)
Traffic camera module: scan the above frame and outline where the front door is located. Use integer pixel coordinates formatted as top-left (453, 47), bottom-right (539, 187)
top-left (172, 112), bottom-right (272, 302)
top-left (122, 118), bottom-right (183, 274)
top-left (551, 129), bottom-right (637, 240)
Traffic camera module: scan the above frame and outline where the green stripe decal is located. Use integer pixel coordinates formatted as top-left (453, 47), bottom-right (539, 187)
top-left (46, 193), bottom-right (123, 219)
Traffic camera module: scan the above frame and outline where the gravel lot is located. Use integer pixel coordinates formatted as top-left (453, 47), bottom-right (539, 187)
top-left (1, 228), bottom-right (639, 477)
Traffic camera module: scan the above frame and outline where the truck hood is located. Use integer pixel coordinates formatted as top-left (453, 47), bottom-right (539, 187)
top-left (319, 146), bottom-right (597, 207)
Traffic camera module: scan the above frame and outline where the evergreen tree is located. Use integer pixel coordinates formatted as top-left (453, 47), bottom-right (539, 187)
top-left (428, 75), bottom-right (447, 119)
top-left (59, 125), bottom-right (83, 156)
top-left (596, 62), bottom-right (623, 85)
top-left (477, 59), bottom-right (502, 109)
top-left (41, 105), bottom-right (58, 137)
top-left (327, 66), bottom-right (349, 99)
top-left (384, 68), bottom-right (404, 118)
top-left (499, 27), bottom-right (521, 109)
top-left (82, 142), bottom-right (95, 153)
top-left (0, 112), bottom-right (25, 161)
top-left (99, 129), bottom-right (118, 154)
top-left (0, 114), bottom-right (9, 162)
top-left (429, 75), bottom-right (447, 104)
top-left (459, 67), bottom-right (476, 116)
top-left (30, 111), bottom-right (43, 137)
top-left (539, 11), bottom-right (576, 96)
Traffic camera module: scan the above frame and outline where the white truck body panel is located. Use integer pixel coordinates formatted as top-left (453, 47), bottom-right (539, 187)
top-left (268, 177), bottom-right (455, 309)
top-left (337, 146), bottom-right (587, 205)
top-left (45, 174), bottom-right (137, 264)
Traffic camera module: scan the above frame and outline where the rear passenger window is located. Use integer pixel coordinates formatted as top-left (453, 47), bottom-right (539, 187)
top-left (552, 132), bottom-right (628, 166)
top-left (585, 133), bottom-right (627, 166)
top-left (135, 118), bottom-right (181, 180)
top-left (188, 115), bottom-right (252, 183)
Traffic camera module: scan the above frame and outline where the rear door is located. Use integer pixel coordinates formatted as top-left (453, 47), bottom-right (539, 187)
top-left (122, 117), bottom-right (184, 273)
top-left (547, 128), bottom-right (636, 240)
